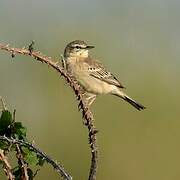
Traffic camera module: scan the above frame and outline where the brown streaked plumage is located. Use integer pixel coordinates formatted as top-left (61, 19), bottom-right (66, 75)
top-left (64, 40), bottom-right (146, 110)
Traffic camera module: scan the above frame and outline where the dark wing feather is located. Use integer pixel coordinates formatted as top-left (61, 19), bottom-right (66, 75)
top-left (84, 58), bottom-right (125, 88)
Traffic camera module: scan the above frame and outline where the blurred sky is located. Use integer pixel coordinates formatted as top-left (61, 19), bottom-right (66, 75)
top-left (0, 0), bottom-right (180, 180)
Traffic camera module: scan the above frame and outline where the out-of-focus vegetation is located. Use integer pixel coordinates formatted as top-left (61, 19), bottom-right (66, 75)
top-left (0, 0), bottom-right (180, 179)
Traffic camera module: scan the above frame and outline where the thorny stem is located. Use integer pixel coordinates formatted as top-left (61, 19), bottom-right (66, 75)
top-left (0, 43), bottom-right (98, 180)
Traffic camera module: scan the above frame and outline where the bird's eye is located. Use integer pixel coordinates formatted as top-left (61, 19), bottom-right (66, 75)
top-left (75, 46), bottom-right (80, 49)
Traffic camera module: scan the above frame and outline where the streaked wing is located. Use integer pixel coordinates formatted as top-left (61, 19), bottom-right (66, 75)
top-left (84, 58), bottom-right (125, 88)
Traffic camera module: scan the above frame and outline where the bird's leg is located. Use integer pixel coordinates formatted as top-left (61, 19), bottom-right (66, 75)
top-left (87, 95), bottom-right (96, 106)
top-left (80, 92), bottom-right (96, 125)
top-left (83, 92), bottom-right (96, 107)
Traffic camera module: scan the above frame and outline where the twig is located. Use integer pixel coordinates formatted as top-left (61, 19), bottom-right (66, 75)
top-left (0, 136), bottom-right (72, 180)
top-left (0, 43), bottom-right (98, 180)
top-left (28, 41), bottom-right (35, 54)
top-left (0, 96), bottom-right (7, 111)
top-left (15, 144), bottom-right (29, 180)
top-left (0, 149), bottom-right (15, 180)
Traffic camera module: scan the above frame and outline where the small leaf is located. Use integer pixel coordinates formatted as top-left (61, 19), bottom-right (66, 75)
top-left (37, 155), bottom-right (46, 166)
top-left (13, 122), bottom-right (27, 140)
top-left (27, 168), bottom-right (34, 180)
top-left (0, 110), bottom-right (12, 136)
top-left (0, 140), bottom-right (9, 150)
top-left (12, 166), bottom-right (21, 180)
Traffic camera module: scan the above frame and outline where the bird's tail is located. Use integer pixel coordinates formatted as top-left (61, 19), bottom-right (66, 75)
top-left (123, 95), bottom-right (145, 110)
top-left (112, 90), bottom-right (146, 111)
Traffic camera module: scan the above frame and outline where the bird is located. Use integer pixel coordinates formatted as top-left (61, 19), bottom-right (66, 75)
top-left (64, 40), bottom-right (145, 110)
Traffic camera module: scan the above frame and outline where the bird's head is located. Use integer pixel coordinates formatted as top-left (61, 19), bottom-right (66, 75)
top-left (64, 40), bottom-right (94, 58)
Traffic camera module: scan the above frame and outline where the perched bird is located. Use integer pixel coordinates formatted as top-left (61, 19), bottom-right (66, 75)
top-left (64, 40), bottom-right (145, 110)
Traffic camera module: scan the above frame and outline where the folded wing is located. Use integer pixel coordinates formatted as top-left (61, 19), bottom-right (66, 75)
top-left (84, 58), bottom-right (125, 88)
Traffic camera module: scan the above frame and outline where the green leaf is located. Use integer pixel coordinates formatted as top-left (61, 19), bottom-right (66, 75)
top-left (37, 155), bottom-right (46, 166)
top-left (0, 140), bottom-right (9, 150)
top-left (13, 122), bottom-right (27, 140)
top-left (12, 166), bottom-right (21, 180)
top-left (22, 147), bottom-right (39, 166)
top-left (0, 110), bottom-right (12, 135)
top-left (0, 159), bottom-right (3, 165)
top-left (27, 168), bottom-right (34, 180)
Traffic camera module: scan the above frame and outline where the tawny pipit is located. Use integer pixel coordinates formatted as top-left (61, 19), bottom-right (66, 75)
top-left (64, 40), bottom-right (145, 110)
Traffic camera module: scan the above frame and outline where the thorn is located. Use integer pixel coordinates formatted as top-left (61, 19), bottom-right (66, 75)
top-left (28, 40), bottom-right (35, 54)
top-left (94, 129), bottom-right (99, 134)
top-left (32, 140), bottom-right (35, 145)
top-left (83, 119), bottom-right (88, 125)
top-left (11, 51), bottom-right (15, 58)
top-left (78, 101), bottom-right (82, 110)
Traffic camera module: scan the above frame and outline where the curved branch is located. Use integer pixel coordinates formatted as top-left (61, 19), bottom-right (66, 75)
top-left (0, 43), bottom-right (98, 180)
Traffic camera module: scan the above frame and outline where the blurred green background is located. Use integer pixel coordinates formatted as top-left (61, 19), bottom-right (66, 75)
top-left (0, 0), bottom-right (180, 179)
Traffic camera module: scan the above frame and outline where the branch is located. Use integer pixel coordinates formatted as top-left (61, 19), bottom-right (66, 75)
top-left (0, 43), bottom-right (98, 180)
top-left (15, 144), bottom-right (29, 180)
top-left (0, 136), bottom-right (72, 180)
top-left (0, 149), bottom-right (15, 180)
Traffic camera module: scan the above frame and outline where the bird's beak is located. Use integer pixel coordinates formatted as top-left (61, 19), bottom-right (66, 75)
top-left (86, 45), bottom-right (95, 49)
